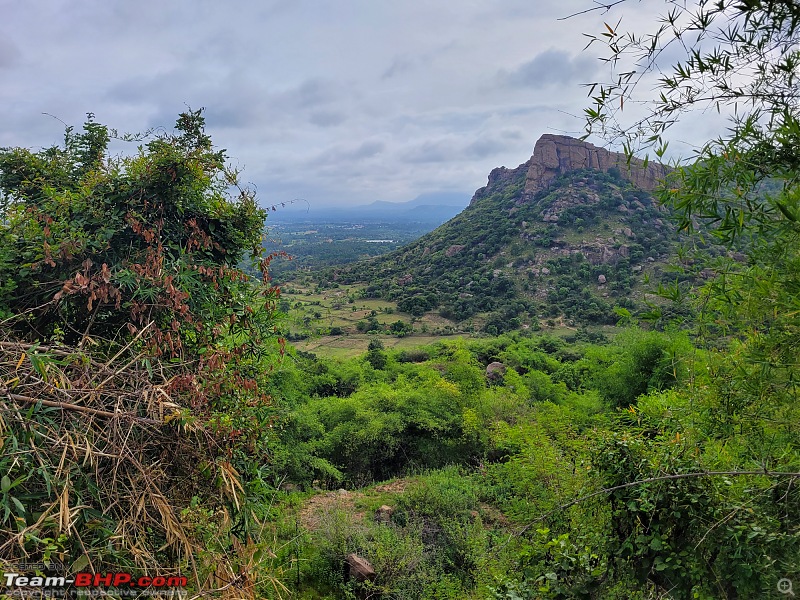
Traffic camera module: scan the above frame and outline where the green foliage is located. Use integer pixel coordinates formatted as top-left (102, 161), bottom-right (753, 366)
top-left (294, 377), bottom-right (467, 485)
top-left (389, 318), bottom-right (414, 336)
top-left (270, 321), bottom-right (799, 598)
top-left (0, 111), bottom-right (271, 350)
top-left (587, 328), bottom-right (690, 408)
top-left (365, 337), bottom-right (387, 369)
top-left (594, 428), bottom-right (799, 599)
top-left (325, 166), bottom-right (685, 329)
top-left (0, 113), bottom-right (285, 594)
top-left (304, 471), bottom-right (495, 599)
top-left (583, 6), bottom-right (800, 593)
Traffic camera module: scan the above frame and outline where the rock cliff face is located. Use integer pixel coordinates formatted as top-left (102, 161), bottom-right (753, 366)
top-left (524, 134), bottom-right (669, 195)
top-left (469, 159), bottom-right (532, 205)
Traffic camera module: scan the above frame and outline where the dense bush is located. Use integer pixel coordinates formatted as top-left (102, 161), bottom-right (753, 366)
top-left (0, 112), bottom-right (286, 595)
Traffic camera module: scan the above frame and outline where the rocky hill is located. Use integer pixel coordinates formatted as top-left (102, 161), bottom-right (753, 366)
top-left (469, 135), bottom-right (669, 207)
top-left (324, 135), bottom-right (710, 332)
top-left (524, 134), bottom-right (669, 195)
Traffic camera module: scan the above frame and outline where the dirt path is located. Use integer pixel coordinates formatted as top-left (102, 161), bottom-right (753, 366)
top-left (297, 479), bottom-right (412, 531)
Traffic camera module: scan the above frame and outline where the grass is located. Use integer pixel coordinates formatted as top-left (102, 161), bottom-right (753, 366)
top-left (282, 279), bottom-right (613, 359)
top-left (281, 281), bottom-right (468, 343)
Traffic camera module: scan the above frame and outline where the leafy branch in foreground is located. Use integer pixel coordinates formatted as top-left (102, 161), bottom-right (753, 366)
top-left (582, 1), bottom-right (800, 156)
top-left (517, 468), bottom-right (800, 533)
top-left (0, 111), bottom-right (290, 597)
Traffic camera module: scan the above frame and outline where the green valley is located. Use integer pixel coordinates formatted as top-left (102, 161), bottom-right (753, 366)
top-left (3, 1), bottom-right (800, 596)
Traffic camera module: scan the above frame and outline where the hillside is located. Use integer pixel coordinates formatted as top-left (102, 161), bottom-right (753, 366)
top-left (324, 135), bottom-right (704, 332)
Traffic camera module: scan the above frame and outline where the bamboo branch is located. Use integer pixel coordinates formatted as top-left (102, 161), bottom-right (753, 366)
top-left (558, 0), bottom-right (627, 21)
top-left (0, 389), bottom-right (162, 425)
top-left (0, 340), bottom-right (108, 369)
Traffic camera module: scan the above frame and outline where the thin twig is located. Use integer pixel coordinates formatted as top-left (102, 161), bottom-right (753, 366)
top-left (1, 389), bottom-right (162, 425)
top-left (558, 0), bottom-right (627, 20)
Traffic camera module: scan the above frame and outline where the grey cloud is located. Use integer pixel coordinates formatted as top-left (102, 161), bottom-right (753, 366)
top-left (0, 37), bottom-right (20, 69)
top-left (280, 79), bottom-right (340, 109)
top-left (201, 105), bottom-right (256, 130)
top-left (106, 73), bottom-right (345, 134)
top-left (0, 113), bottom-right (71, 149)
top-left (465, 129), bottom-right (525, 158)
top-left (4, 0), bottom-right (679, 210)
top-left (346, 140), bottom-right (385, 159)
top-left (382, 56), bottom-right (414, 80)
top-left (314, 140), bottom-right (386, 168)
top-left (309, 111), bottom-right (346, 127)
top-left (465, 137), bottom-right (507, 159)
top-left (499, 49), bottom-right (599, 88)
top-left (401, 140), bottom-right (452, 164)
top-left (106, 70), bottom-right (197, 106)
top-left (499, 128), bottom-right (524, 140)
top-left (401, 127), bottom-right (527, 164)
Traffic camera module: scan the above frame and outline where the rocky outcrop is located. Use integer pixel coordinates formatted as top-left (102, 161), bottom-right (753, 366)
top-left (375, 505), bottom-right (395, 524)
top-left (525, 134), bottom-right (669, 195)
top-left (469, 159), bottom-right (532, 205)
top-left (486, 362), bottom-right (506, 382)
top-left (445, 244), bottom-right (465, 257)
top-left (468, 134), bottom-right (668, 208)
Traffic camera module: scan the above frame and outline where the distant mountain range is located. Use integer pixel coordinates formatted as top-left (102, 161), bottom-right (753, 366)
top-left (268, 192), bottom-right (471, 225)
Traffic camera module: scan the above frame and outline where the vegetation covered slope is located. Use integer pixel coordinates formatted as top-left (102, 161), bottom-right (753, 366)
top-left (327, 158), bottom-right (707, 332)
top-left (3, 1), bottom-right (800, 595)
top-left (264, 326), bottom-right (798, 599)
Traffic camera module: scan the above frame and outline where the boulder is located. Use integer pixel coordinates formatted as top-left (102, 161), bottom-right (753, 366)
top-left (486, 362), bottom-right (506, 382)
top-left (346, 553), bottom-right (376, 582)
top-left (375, 505), bottom-right (394, 524)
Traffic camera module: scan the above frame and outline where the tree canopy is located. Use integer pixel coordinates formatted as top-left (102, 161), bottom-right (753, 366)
top-left (578, 2), bottom-right (800, 595)
top-left (0, 110), bottom-right (272, 353)
top-left (584, 0), bottom-right (800, 386)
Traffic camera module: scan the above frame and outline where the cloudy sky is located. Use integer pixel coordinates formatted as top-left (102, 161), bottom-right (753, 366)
top-left (1, 1), bottom-right (722, 210)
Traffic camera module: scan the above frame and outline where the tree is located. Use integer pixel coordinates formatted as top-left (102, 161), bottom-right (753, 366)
top-left (582, 1), bottom-right (800, 266)
top-left (366, 337), bottom-right (387, 369)
top-left (0, 110), bottom-right (273, 353)
top-left (583, 0), bottom-right (800, 420)
top-left (579, 2), bottom-right (800, 595)
top-left (0, 111), bottom-right (285, 591)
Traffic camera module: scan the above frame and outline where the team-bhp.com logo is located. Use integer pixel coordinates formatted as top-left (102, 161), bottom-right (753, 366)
top-left (4, 572), bottom-right (187, 590)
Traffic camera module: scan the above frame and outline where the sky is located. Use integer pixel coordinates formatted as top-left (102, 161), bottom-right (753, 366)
top-left (0, 1), bottom-right (726, 210)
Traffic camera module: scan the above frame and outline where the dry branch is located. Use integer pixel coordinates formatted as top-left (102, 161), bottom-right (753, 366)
top-left (1, 389), bottom-right (162, 425)
top-left (0, 333), bottom-right (198, 579)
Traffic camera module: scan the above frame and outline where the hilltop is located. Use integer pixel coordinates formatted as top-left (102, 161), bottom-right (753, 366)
top-left (316, 134), bottom-right (701, 333)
